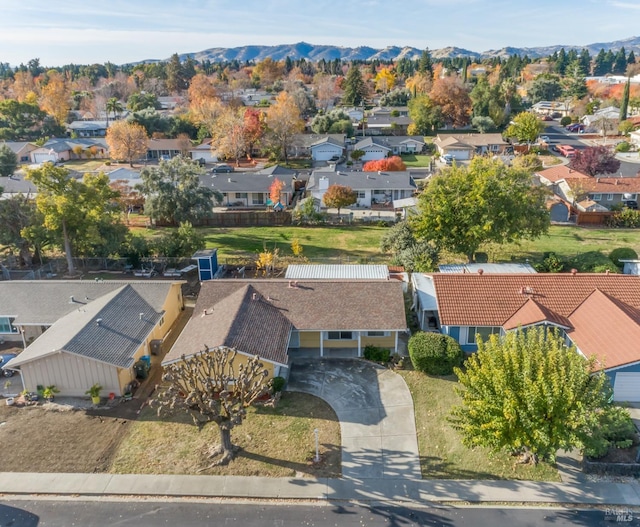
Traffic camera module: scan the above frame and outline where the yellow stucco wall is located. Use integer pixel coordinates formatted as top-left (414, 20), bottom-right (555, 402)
top-left (361, 334), bottom-right (397, 349)
top-left (299, 331), bottom-right (320, 347)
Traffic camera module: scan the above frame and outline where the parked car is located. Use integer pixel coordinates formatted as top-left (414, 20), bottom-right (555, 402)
top-left (566, 124), bottom-right (585, 133)
top-left (623, 200), bottom-right (639, 210)
top-left (441, 154), bottom-right (454, 165)
top-left (212, 164), bottom-right (234, 173)
top-left (0, 353), bottom-right (17, 377)
top-left (539, 115), bottom-right (553, 121)
top-left (540, 135), bottom-right (551, 143)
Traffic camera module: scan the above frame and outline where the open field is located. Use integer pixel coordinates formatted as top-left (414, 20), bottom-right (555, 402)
top-left (399, 370), bottom-right (560, 481)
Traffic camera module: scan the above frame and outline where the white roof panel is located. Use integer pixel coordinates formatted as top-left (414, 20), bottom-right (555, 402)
top-left (285, 264), bottom-right (389, 280)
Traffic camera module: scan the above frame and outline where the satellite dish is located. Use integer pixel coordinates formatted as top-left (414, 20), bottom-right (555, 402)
top-left (623, 193), bottom-right (634, 200)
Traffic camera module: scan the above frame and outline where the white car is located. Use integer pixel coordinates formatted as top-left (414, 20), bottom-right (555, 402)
top-left (540, 135), bottom-right (551, 143)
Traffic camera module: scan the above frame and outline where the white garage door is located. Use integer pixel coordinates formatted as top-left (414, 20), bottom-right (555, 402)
top-left (613, 372), bottom-right (640, 402)
top-left (313, 148), bottom-right (341, 161)
top-left (448, 149), bottom-right (471, 160)
top-left (33, 153), bottom-right (57, 164)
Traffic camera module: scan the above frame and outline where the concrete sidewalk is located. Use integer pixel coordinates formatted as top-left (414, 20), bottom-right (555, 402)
top-left (1, 472), bottom-right (640, 505)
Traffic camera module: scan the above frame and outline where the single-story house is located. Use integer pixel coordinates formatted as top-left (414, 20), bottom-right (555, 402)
top-left (163, 279), bottom-right (407, 378)
top-left (1, 141), bottom-right (38, 164)
top-left (629, 129), bottom-right (640, 149)
top-left (307, 169), bottom-right (416, 208)
top-left (104, 167), bottom-right (141, 184)
top-left (290, 134), bottom-right (346, 159)
top-left (438, 263), bottom-right (537, 274)
top-left (67, 120), bottom-right (109, 138)
top-left (146, 138), bottom-right (186, 161)
top-left (157, 96), bottom-right (185, 110)
top-left (582, 106), bottom-right (620, 131)
top-left (0, 173), bottom-right (38, 199)
top-left (200, 167), bottom-right (295, 207)
top-left (309, 137), bottom-right (345, 161)
top-left (530, 101), bottom-right (573, 117)
top-left (415, 272), bottom-right (640, 402)
top-left (189, 139), bottom-right (218, 164)
top-left (563, 176), bottom-right (640, 209)
top-left (29, 138), bottom-right (108, 164)
top-left (433, 133), bottom-right (509, 160)
top-left (1, 280), bottom-right (184, 397)
top-left (353, 136), bottom-right (425, 161)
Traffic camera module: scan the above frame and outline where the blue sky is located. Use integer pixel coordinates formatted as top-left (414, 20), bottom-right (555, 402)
top-left (1, 0), bottom-right (638, 66)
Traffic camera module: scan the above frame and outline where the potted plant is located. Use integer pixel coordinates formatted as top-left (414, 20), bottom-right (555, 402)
top-left (86, 383), bottom-right (103, 405)
top-left (42, 385), bottom-right (59, 402)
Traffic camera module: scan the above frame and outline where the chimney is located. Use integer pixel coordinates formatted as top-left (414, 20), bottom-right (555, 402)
top-left (477, 269), bottom-right (484, 275)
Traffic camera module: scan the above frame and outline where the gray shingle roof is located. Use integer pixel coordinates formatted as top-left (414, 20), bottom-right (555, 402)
top-left (307, 170), bottom-right (416, 191)
top-left (0, 281), bottom-right (177, 325)
top-left (200, 172), bottom-right (291, 193)
top-left (164, 280), bottom-right (407, 365)
top-left (7, 285), bottom-right (163, 369)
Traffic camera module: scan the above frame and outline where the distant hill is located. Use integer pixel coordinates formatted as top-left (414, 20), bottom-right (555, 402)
top-left (162, 37), bottom-right (640, 64)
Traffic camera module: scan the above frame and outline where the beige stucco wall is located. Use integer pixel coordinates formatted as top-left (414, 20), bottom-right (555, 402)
top-left (20, 352), bottom-right (121, 397)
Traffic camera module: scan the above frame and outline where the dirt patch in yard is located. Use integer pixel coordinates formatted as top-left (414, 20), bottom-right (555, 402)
top-left (0, 403), bottom-right (131, 473)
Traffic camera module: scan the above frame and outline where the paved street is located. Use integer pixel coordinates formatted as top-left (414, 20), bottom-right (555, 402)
top-left (1, 499), bottom-right (636, 527)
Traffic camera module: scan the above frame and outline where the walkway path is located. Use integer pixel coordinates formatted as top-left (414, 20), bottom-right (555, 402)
top-left (287, 359), bottom-right (421, 480)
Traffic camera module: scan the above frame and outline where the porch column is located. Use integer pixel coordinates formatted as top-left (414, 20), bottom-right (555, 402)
top-left (357, 331), bottom-right (362, 357)
top-left (320, 332), bottom-right (324, 358)
top-left (395, 331), bottom-right (398, 354)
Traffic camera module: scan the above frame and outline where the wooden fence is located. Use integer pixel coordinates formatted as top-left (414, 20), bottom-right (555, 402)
top-left (575, 211), bottom-right (615, 226)
top-left (156, 211), bottom-right (292, 227)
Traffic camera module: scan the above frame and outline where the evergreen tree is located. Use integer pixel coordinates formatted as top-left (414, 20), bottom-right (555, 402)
top-left (418, 48), bottom-right (434, 78)
top-left (555, 48), bottom-right (568, 75)
top-left (613, 47), bottom-right (627, 75)
top-left (342, 65), bottom-right (368, 106)
top-left (627, 50), bottom-right (636, 66)
top-left (620, 77), bottom-right (630, 121)
top-left (579, 49), bottom-right (592, 75)
top-left (593, 49), bottom-right (608, 76)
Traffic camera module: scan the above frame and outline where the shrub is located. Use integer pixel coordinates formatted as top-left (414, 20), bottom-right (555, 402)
top-left (408, 332), bottom-right (463, 375)
top-left (363, 345), bottom-right (391, 363)
top-left (615, 141), bottom-right (631, 153)
top-left (609, 247), bottom-right (639, 268)
top-left (565, 251), bottom-right (618, 273)
top-left (608, 209), bottom-right (640, 228)
top-left (560, 116), bottom-right (572, 126)
top-left (535, 251), bottom-right (565, 273)
top-left (584, 406), bottom-right (637, 459)
top-left (271, 376), bottom-right (286, 393)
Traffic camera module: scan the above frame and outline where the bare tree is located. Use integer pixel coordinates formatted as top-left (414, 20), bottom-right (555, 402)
top-left (153, 347), bottom-right (272, 467)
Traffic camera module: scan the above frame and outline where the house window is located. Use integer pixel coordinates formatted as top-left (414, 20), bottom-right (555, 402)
top-left (592, 193), bottom-right (602, 201)
top-left (367, 331), bottom-right (389, 337)
top-left (327, 331), bottom-right (353, 340)
top-left (466, 327), bottom-right (501, 345)
top-left (357, 191), bottom-right (366, 199)
top-left (235, 192), bottom-right (248, 199)
top-left (606, 194), bottom-right (614, 201)
top-left (159, 316), bottom-right (165, 327)
top-left (0, 317), bottom-right (18, 334)
top-left (252, 194), bottom-right (265, 205)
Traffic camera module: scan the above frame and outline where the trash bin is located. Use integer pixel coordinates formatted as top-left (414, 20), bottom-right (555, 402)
top-left (134, 359), bottom-right (150, 380)
top-left (141, 355), bottom-right (151, 368)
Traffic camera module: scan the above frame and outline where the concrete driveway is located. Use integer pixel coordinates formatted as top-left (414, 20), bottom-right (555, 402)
top-left (287, 359), bottom-right (421, 480)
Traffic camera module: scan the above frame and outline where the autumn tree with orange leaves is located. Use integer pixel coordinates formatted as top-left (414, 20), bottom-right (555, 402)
top-left (269, 177), bottom-right (286, 206)
top-left (430, 77), bottom-right (472, 127)
top-left (363, 156), bottom-right (407, 172)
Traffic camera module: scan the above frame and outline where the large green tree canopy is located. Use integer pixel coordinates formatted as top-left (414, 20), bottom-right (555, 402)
top-left (412, 158), bottom-right (549, 262)
top-left (450, 327), bottom-right (611, 463)
top-left (137, 155), bottom-right (220, 225)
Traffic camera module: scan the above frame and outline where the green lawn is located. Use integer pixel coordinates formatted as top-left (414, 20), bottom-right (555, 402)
top-left (400, 154), bottom-right (431, 167)
top-left (200, 225), bottom-right (388, 261)
top-left (60, 159), bottom-right (110, 172)
top-left (399, 370), bottom-right (560, 481)
top-left (485, 226), bottom-right (640, 264)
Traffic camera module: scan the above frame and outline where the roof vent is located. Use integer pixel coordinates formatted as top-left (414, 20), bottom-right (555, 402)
top-left (378, 171), bottom-right (382, 175)
top-left (96, 318), bottom-right (102, 326)
top-left (228, 177), bottom-right (231, 183)
top-left (596, 177), bottom-right (600, 183)
top-left (252, 292), bottom-right (258, 300)
top-left (477, 269), bottom-right (484, 275)
top-left (571, 268), bottom-right (578, 275)
top-left (69, 295), bottom-right (75, 303)
top-left (201, 308), bottom-right (214, 317)
top-left (605, 269), bottom-right (610, 275)
top-left (139, 313), bottom-right (145, 320)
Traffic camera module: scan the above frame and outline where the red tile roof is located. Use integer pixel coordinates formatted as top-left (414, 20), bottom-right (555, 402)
top-left (537, 165), bottom-right (589, 183)
top-left (564, 176), bottom-right (640, 194)
top-left (431, 273), bottom-right (640, 368)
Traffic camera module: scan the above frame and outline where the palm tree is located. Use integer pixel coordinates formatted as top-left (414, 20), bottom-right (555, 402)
top-left (105, 97), bottom-right (124, 127)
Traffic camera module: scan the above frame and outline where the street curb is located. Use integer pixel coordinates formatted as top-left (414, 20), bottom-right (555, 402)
top-left (1, 473), bottom-right (640, 506)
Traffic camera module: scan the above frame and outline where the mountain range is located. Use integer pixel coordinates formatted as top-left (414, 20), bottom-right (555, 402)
top-left (171, 37), bottom-right (640, 64)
